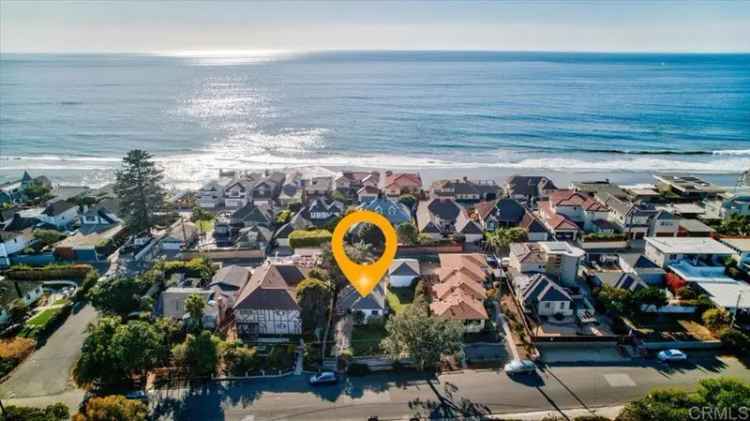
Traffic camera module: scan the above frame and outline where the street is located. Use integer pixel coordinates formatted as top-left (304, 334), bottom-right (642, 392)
top-left (147, 354), bottom-right (750, 421)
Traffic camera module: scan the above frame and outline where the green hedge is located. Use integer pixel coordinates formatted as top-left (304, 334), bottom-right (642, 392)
top-left (288, 229), bottom-right (332, 249)
top-left (4, 263), bottom-right (95, 281)
top-left (155, 256), bottom-right (216, 280)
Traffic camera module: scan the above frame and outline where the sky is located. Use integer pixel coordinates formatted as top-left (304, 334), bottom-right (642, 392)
top-left (1, 1), bottom-right (749, 53)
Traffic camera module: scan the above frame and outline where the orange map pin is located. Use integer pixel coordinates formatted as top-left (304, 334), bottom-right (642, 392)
top-left (331, 210), bottom-right (398, 297)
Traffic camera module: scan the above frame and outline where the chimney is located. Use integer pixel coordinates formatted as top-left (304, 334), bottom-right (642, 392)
top-left (385, 170), bottom-right (393, 177)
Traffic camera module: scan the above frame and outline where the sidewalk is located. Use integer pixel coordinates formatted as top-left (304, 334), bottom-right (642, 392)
top-left (493, 300), bottom-right (519, 360)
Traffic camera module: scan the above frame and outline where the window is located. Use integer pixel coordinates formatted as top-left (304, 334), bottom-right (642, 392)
top-left (372, 310), bottom-right (379, 316)
top-left (544, 302), bottom-right (551, 309)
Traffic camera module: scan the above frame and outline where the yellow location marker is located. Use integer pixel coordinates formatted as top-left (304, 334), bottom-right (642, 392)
top-left (332, 210), bottom-right (398, 297)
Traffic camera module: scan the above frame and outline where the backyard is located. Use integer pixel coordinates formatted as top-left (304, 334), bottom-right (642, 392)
top-left (386, 286), bottom-right (415, 314)
top-left (627, 314), bottom-right (716, 342)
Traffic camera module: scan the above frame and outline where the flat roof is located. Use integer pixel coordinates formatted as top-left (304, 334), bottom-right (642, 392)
top-left (678, 218), bottom-right (715, 233)
top-left (645, 237), bottom-right (735, 255)
top-left (720, 238), bottom-right (750, 252)
top-left (668, 261), bottom-right (750, 309)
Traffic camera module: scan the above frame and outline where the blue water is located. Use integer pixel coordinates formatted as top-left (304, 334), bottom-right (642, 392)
top-left (1, 51), bottom-right (749, 188)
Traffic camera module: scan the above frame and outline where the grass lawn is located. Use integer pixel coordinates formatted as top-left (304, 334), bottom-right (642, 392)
top-left (628, 315), bottom-right (716, 341)
top-left (350, 324), bottom-right (387, 356)
top-left (196, 218), bottom-right (214, 233)
top-left (26, 308), bottom-right (60, 327)
top-left (386, 286), bottom-right (415, 315)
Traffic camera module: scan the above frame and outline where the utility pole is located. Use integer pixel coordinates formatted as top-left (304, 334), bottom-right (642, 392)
top-left (730, 290), bottom-right (749, 329)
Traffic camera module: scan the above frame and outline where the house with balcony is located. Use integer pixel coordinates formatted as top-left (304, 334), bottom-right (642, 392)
top-left (223, 179), bottom-right (255, 209)
top-left (39, 200), bottom-right (78, 229)
top-left (654, 174), bottom-right (726, 200)
top-left (546, 190), bottom-right (611, 232)
top-left (198, 179), bottom-right (230, 209)
top-left (505, 175), bottom-right (558, 208)
top-left (508, 241), bottom-right (584, 287)
top-left (474, 198), bottom-right (526, 231)
top-left (597, 192), bottom-right (658, 240)
top-left (335, 171), bottom-right (380, 197)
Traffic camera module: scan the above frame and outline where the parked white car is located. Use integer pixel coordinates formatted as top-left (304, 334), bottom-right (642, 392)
top-left (657, 349), bottom-right (687, 362)
top-left (309, 371), bottom-right (338, 385)
top-left (504, 359), bottom-right (536, 374)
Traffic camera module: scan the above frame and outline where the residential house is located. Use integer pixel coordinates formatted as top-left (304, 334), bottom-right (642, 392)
top-left (505, 175), bottom-right (557, 207)
top-left (251, 172), bottom-right (285, 206)
top-left (718, 238), bottom-right (750, 272)
top-left (382, 171), bottom-right (422, 197)
top-left (161, 221), bottom-right (199, 251)
top-left (474, 198), bottom-right (526, 231)
top-left (644, 237), bottom-right (735, 268)
top-left (209, 265), bottom-right (251, 307)
top-left (455, 211), bottom-right (484, 243)
top-left (0, 171), bottom-right (51, 205)
top-left (229, 203), bottom-right (273, 228)
top-left (273, 199), bottom-right (344, 248)
top-left (519, 211), bottom-right (550, 242)
top-left (537, 201), bottom-right (581, 241)
top-left (648, 210), bottom-right (678, 237)
top-left (545, 190), bottom-right (610, 233)
top-left (0, 228), bottom-right (34, 268)
top-left (79, 206), bottom-right (120, 234)
top-left (430, 178), bottom-right (499, 203)
top-left (521, 273), bottom-right (574, 317)
top-left (39, 200), bottom-right (78, 229)
top-left (336, 281), bottom-right (387, 324)
top-left (359, 195), bottom-right (411, 227)
top-left (618, 253), bottom-right (666, 285)
top-left (223, 179), bottom-right (255, 209)
top-left (357, 185), bottom-right (381, 204)
top-left (301, 176), bottom-right (333, 198)
top-left (654, 174), bottom-right (726, 200)
top-left (335, 171), bottom-right (380, 195)
top-left (279, 183), bottom-right (303, 207)
top-left (233, 262), bottom-right (304, 338)
top-left (508, 241), bottom-right (584, 287)
top-left (54, 224), bottom-right (125, 262)
top-left (236, 225), bottom-right (272, 251)
top-left (590, 270), bottom-right (647, 292)
top-left (597, 192), bottom-right (657, 240)
top-left (416, 198), bottom-right (463, 239)
top-left (667, 261), bottom-right (750, 315)
top-left (429, 253), bottom-right (489, 332)
top-left (159, 287), bottom-right (218, 329)
top-left (213, 216), bottom-right (234, 247)
top-left (198, 179), bottom-right (230, 209)
top-left (388, 259), bottom-right (420, 287)
top-left (624, 186), bottom-right (661, 204)
top-left (677, 219), bottom-right (716, 238)
top-left (571, 180), bottom-right (629, 200)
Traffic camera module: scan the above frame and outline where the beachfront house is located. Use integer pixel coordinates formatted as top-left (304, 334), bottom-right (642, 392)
top-left (39, 200), bottom-right (78, 229)
top-left (382, 171), bottom-right (422, 197)
top-left (198, 179), bottom-right (230, 209)
top-left (505, 175), bottom-right (557, 208)
top-left (430, 178), bottom-right (499, 203)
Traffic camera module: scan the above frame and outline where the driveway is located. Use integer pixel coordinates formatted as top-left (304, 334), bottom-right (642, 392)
top-left (0, 304), bottom-right (97, 399)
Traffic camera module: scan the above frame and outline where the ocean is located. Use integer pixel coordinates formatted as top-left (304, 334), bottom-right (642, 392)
top-left (1, 51), bottom-right (749, 189)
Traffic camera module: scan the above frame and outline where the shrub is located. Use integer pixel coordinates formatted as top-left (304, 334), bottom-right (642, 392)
top-left (702, 308), bottom-right (731, 332)
top-left (0, 337), bottom-right (36, 377)
top-left (5, 263), bottom-right (94, 281)
top-left (74, 270), bottom-right (99, 301)
top-left (676, 286), bottom-right (698, 300)
top-left (157, 256), bottom-right (215, 280)
top-left (288, 229), bottom-right (332, 249)
top-left (222, 343), bottom-right (261, 376)
top-left (5, 403), bottom-right (69, 421)
top-left (267, 344), bottom-right (295, 370)
top-left (347, 362), bottom-right (371, 376)
top-left (719, 329), bottom-right (750, 356)
top-left (574, 416), bottom-right (611, 421)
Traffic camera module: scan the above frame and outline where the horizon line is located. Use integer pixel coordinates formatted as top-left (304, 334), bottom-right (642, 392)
top-left (2, 48), bottom-right (750, 55)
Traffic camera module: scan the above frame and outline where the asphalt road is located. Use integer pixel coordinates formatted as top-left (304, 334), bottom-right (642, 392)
top-left (0, 304), bottom-right (96, 400)
top-left (149, 354), bottom-right (750, 421)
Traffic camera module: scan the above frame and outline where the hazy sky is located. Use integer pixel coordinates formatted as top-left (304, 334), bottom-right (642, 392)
top-left (2, 1), bottom-right (749, 53)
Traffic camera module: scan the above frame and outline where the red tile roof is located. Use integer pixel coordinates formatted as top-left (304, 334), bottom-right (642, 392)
top-left (549, 190), bottom-right (608, 211)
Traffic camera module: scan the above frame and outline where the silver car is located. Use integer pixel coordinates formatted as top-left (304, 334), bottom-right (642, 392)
top-left (504, 359), bottom-right (536, 374)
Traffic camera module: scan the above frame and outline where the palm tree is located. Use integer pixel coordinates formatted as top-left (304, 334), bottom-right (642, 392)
top-left (484, 227), bottom-right (527, 255)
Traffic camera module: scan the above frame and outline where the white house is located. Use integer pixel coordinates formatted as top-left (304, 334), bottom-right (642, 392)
top-left (521, 273), bottom-right (574, 317)
top-left (336, 281), bottom-right (388, 324)
top-left (508, 241), bottom-right (584, 287)
top-left (388, 259), bottom-right (420, 287)
top-left (648, 210), bottom-right (679, 237)
top-left (223, 180), bottom-right (254, 209)
top-left (198, 179), bottom-right (230, 209)
top-left (547, 190), bottom-right (610, 232)
top-left (40, 201), bottom-right (78, 229)
top-left (0, 228), bottom-right (34, 268)
top-left (644, 237), bottom-right (735, 268)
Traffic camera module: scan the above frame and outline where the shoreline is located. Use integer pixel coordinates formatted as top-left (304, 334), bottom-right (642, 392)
top-left (0, 165), bottom-right (742, 192)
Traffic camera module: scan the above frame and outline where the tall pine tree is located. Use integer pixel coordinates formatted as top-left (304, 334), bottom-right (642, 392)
top-left (114, 149), bottom-right (165, 234)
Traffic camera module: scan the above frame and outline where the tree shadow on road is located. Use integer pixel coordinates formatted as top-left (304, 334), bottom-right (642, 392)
top-left (408, 380), bottom-right (492, 420)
